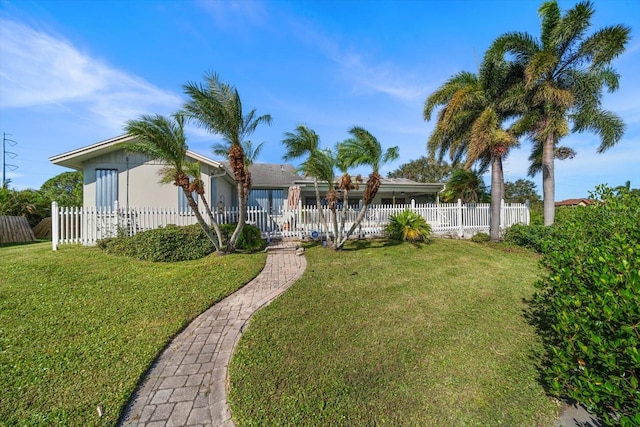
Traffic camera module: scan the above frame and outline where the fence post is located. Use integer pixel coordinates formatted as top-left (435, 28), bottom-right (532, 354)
top-left (411, 199), bottom-right (416, 210)
top-left (51, 201), bottom-right (59, 251)
top-left (297, 199), bottom-right (303, 239)
top-left (457, 199), bottom-right (463, 238)
top-left (500, 198), bottom-right (505, 230)
top-left (525, 199), bottom-right (530, 225)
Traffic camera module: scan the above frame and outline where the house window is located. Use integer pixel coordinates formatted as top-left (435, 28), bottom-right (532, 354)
top-left (96, 169), bottom-right (118, 208)
top-left (249, 189), bottom-right (284, 213)
top-left (178, 189), bottom-right (198, 213)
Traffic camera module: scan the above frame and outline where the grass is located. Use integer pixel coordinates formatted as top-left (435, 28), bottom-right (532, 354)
top-left (0, 242), bottom-right (266, 426)
top-left (229, 239), bottom-right (559, 426)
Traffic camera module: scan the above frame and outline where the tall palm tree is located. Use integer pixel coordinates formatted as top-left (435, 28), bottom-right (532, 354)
top-left (122, 113), bottom-right (223, 252)
top-left (282, 125), bottom-right (334, 245)
top-left (182, 72), bottom-right (272, 252)
top-left (487, 0), bottom-right (630, 225)
top-left (424, 58), bottom-right (519, 241)
top-left (335, 126), bottom-right (399, 248)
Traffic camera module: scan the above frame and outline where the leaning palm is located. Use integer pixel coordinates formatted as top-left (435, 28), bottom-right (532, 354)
top-left (122, 113), bottom-right (223, 252)
top-left (335, 126), bottom-right (399, 249)
top-left (282, 125), bottom-right (334, 245)
top-left (487, 0), bottom-right (630, 225)
top-left (183, 72), bottom-right (272, 252)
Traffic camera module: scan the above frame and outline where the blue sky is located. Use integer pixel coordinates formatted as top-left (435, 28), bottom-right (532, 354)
top-left (1, 0), bottom-right (638, 201)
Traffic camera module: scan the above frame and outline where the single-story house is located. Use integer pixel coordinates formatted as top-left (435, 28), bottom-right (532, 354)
top-left (555, 198), bottom-right (594, 207)
top-left (49, 135), bottom-right (445, 210)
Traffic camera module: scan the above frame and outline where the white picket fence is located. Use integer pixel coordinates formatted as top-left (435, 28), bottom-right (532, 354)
top-left (51, 199), bottom-right (529, 250)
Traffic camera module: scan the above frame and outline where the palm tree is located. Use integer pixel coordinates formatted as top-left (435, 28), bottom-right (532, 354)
top-left (185, 161), bottom-right (224, 249)
top-left (182, 72), bottom-right (272, 252)
top-left (424, 58), bottom-right (519, 241)
top-left (122, 113), bottom-right (223, 252)
top-left (487, 0), bottom-right (630, 225)
top-left (212, 139), bottom-right (264, 166)
top-left (443, 168), bottom-right (489, 203)
top-left (335, 126), bottom-right (399, 248)
top-left (282, 125), bottom-right (335, 245)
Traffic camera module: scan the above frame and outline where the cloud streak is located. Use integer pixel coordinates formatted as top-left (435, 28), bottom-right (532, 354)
top-left (0, 19), bottom-right (182, 131)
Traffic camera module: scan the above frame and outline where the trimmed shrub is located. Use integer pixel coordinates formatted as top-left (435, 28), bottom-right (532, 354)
top-left (531, 185), bottom-right (639, 426)
top-left (385, 210), bottom-right (432, 243)
top-left (99, 224), bottom-right (215, 262)
top-left (470, 232), bottom-right (490, 243)
top-left (503, 223), bottom-right (552, 253)
top-left (219, 223), bottom-right (266, 252)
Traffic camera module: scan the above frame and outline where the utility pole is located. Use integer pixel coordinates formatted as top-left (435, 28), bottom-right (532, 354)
top-left (2, 132), bottom-right (18, 188)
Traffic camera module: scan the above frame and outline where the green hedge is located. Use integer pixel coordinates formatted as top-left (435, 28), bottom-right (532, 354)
top-left (531, 185), bottom-right (639, 426)
top-left (98, 223), bottom-right (266, 262)
top-left (503, 223), bottom-right (553, 253)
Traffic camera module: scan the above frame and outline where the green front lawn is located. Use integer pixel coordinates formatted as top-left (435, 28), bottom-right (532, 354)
top-left (229, 239), bottom-right (559, 426)
top-left (0, 242), bottom-right (266, 426)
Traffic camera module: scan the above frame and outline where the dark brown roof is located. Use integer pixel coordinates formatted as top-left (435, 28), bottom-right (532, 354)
top-left (555, 198), bottom-right (594, 207)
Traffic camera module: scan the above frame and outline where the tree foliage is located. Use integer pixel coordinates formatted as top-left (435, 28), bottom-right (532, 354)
top-left (40, 171), bottom-right (83, 207)
top-left (531, 185), bottom-right (639, 425)
top-left (504, 179), bottom-right (541, 204)
top-left (387, 156), bottom-right (452, 183)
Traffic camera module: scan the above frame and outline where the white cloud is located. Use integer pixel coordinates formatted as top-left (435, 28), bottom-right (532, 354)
top-left (0, 19), bottom-right (182, 131)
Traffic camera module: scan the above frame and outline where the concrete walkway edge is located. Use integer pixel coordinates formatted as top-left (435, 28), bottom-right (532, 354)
top-left (119, 241), bottom-right (306, 427)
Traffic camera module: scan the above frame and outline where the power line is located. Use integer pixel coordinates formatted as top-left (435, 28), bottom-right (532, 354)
top-left (3, 132), bottom-right (18, 188)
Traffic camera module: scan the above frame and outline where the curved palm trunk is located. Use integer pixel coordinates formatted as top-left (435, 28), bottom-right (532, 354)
top-left (337, 203), bottom-right (370, 249)
top-left (313, 178), bottom-right (332, 246)
top-left (542, 134), bottom-right (555, 226)
top-left (228, 182), bottom-right (247, 252)
top-left (183, 188), bottom-right (221, 252)
top-left (199, 194), bottom-right (224, 250)
top-left (490, 154), bottom-right (502, 242)
top-left (336, 173), bottom-right (380, 249)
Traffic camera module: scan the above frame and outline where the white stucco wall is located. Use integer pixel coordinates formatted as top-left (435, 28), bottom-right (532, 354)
top-left (82, 149), bottom-right (234, 209)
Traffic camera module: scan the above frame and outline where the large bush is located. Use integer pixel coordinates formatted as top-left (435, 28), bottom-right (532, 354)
top-left (531, 185), bottom-right (639, 426)
top-left (100, 224), bottom-right (216, 262)
top-left (98, 223), bottom-right (266, 261)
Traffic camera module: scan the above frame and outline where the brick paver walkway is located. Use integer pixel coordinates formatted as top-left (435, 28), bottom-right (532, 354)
top-left (119, 242), bottom-right (306, 427)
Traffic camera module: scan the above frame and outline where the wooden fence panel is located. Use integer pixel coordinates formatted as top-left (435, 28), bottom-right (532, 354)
top-left (0, 216), bottom-right (36, 244)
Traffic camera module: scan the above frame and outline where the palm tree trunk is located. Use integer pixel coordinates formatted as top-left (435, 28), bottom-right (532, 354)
top-left (490, 154), bottom-right (502, 242)
top-left (313, 178), bottom-right (332, 246)
top-left (183, 188), bottom-right (221, 252)
top-left (337, 203), bottom-right (370, 249)
top-left (542, 134), bottom-right (555, 226)
top-left (228, 181), bottom-right (247, 252)
top-left (199, 194), bottom-right (224, 250)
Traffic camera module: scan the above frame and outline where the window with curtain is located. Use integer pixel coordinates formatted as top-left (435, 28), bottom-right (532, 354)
top-left (96, 169), bottom-right (118, 208)
top-left (178, 188), bottom-right (198, 213)
top-left (248, 189), bottom-right (284, 214)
